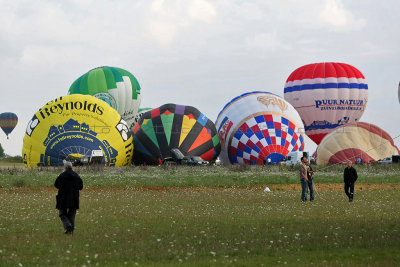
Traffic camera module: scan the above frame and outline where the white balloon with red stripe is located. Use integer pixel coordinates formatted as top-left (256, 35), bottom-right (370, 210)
top-left (284, 62), bottom-right (368, 145)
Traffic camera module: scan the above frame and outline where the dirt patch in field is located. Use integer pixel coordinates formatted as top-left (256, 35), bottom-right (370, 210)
top-left (84, 183), bottom-right (400, 192)
top-left (1, 183), bottom-right (399, 193)
top-left (264, 183), bottom-right (400, 191)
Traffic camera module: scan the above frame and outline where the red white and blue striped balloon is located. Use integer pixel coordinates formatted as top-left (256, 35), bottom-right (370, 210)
top-left (216, 91), bottom-right (305, 165)
top-left (0, 112), bottom-right (18, 139)
top-left (284, 62), bottom-right (368, 145)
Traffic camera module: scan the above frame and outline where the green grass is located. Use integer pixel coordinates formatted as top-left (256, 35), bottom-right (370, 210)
top-left (0, 162), bottom-right (24, 167)
top-left (0, 189), bottom-right (399, 266)
top-left (0, 165), bottom-right (399, 189)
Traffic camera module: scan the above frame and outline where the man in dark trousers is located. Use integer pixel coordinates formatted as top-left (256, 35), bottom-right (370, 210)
top-left (306, 160), bottom-right (315, 201)
top-left (344, 161), bottom-right (358, 202)
top-left (55, 160), bottom-right (83, 234)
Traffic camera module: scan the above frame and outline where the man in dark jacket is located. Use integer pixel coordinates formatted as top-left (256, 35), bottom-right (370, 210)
top-left (344, 161), bottom-right (358, 202)
top-left (55, 160), bottom-right (83, 234)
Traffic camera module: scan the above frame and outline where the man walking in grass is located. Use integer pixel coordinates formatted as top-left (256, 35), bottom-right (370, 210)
top-left (55, 160), bottom-right (83, 234)
top-left (344, 161), bottom-right (358, 202)
top-left (299, 156), bottom-right (309, 202)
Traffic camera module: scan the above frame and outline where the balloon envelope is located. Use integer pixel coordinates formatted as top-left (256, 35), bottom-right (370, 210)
top-left (316, 122), bottom-right (399, 165)
top-left (132, 104), bottom-right (221, 165)
top-left (0, 112), bottom-right (18, 138)
top-left (284, 62), bottom-right (368, 144)
top-left (22, 95), bottom-right (133, 167)
top-left (398, 82), bottom-right (400, 104)
top-left (69, 66), bottom-right (141, 128)
top-left (215, 91), bottom-right (305, 165)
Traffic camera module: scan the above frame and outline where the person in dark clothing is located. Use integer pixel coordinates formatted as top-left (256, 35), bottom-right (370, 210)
top-left (306, 161), bottom-right (315, 201)
top-left (55, 160), bottom-right (83, 234)
top-left (344, 161), bottom-right (358, 202)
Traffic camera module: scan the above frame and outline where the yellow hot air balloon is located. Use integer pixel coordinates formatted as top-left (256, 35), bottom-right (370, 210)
top-left (22, 95), bottom-right (133, 167)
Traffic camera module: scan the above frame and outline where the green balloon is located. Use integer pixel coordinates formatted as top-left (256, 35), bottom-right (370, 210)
top-left (69, 66), bottom-right (141, 128)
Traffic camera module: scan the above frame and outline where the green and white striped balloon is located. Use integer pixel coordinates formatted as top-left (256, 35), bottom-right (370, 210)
top-left (69, 66), bottom-right (141, 128)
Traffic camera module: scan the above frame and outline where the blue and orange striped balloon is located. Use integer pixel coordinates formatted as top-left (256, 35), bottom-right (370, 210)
top-left (0, 112), bottom-right (18, 139)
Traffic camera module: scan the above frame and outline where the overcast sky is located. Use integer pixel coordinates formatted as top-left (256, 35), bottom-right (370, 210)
top-left (1, 0), bottom-right (399, 156)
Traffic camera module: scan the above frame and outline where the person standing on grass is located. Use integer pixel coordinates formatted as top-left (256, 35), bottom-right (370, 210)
top-left (344, 161), bottom-right (358, 202)
top-left (306, 160), bottom-right (315, 201)
top-left (55, 160), bottom-right (83, 234)
top-left (299, 156), bottom-right (309, 202)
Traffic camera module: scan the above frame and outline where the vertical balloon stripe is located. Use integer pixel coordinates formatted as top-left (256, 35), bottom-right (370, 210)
top-left (88, 68), bottom-right (109, 94)
top-left (175, 105), bottom-right (185, 115)
top-left (116, 67), bottom-right (141, 99)
top-left (200, 148), bottom-right (214, 161)
top-left (161, 112), bottom-right (174, 145)
top-left (212, 135), bottom-right (220, 147)
top-left (109, 67), bottom-right (124, 82)
top-left (152, 114), bottom-right (170, 158)
top-left (197, 113), bottom-right (208, 126)
top-left (79, 73), bottom-right (90, 95)
top-left (103, 67), bottom-right (118, 88)
top-left (69, 76), bottom-right (83, 94)
top-left (141, 119), bottom-right (159, 149)
top-left (188, 127), bottom-right (212, 152)
top-left (179, 114), bottom-right (197, 146)
top-left (132, 136), bottom-right (152, 157)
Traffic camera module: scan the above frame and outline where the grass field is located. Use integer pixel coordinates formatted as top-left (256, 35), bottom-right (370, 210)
top-left (1, 164), bottom-right (400, 189)
top-left (0, 165), bottom-right (399, 266)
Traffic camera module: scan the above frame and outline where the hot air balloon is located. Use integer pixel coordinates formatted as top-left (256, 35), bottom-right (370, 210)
top-left (215, 91), bottom-right (305, 165)
top-left (22, 95), bottom-right (133, 167)
top-left (0, 112), bottom-right (18, 139)
top-left (398, 82), bottom-right (400, 104)
top-left (316, 122), bottom-right (399, 165)
top-left (132, 104), bottom-right (221, 165)
top-left (284, 62), bottom-right (368, 145)
top-left (69, 66), bottom-right (141, 128)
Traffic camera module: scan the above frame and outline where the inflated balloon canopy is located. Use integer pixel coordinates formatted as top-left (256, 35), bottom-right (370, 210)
top-left (22, 94), bottom-right (133, 167)
top-left (132, 104), bottom-right (220, 165)
top-left (69, 66), bottom-right (141, 128)
top-left (0, 112), bottom-right (18, 139)
top-left (215, 91), bottom-right (305, 165)
top-left (316, 122), bottom-right (400, 165)
top-left (284, 62), bottom-right (368, 145)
